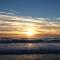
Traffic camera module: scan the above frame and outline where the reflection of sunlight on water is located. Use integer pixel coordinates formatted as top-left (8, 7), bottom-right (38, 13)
top-left (25, 43), bottom-right (48, 49)
top-left (26, 43), bottom-right (37, 49)
top-left (13, 43), bottom-right (39, 49)
top-left (0, 43), bottom-right (60, 49)
top-left (13, 43), bottom-right (35, 49)
top-left (26, 43), bottom-right (32, 48)
top-left (0, 43), bottom-right (40, 49)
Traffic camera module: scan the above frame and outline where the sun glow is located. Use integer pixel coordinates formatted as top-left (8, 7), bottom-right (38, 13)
top-left (23, 23), bottom-right (36, 37)
top-left (26, 31), bottom-right (33, 36)
top-left (25, 28), bottom-right (35, 36)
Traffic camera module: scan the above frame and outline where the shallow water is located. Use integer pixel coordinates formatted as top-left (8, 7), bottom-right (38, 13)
top-left (0, 54), bottom-right (60, 60)
top-left (0, 43), bottom-right (60, 60)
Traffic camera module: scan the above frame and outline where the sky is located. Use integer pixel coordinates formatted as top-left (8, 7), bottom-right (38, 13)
top-left (0, 0), bottom-right (60, 39)
top-left (0, 0), bottom-right (60, 17)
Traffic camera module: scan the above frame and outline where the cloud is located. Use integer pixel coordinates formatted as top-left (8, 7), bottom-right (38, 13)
top-left (0, 11), bottom-right (14, 15)
top-left (0, 12), bottom-right (60, 38)
top-left (8, 10), bottom-right (16, 13)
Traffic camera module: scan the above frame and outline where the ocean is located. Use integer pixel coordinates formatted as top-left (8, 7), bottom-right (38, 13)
top-left (0, 43), bottom-right (60, 60)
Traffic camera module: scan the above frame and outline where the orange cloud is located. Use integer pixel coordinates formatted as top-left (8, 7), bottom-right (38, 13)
top-left (0, 13), bottom-right (60, 39)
